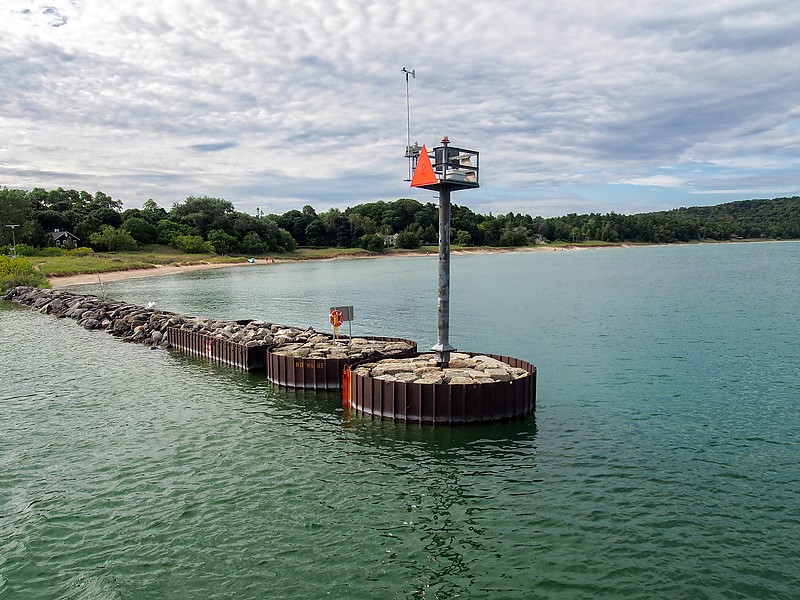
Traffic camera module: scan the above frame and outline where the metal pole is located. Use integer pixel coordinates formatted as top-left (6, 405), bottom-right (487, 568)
top-left (432, 138), bottom-right (454, 366)
top-left (6, 224), bottom-right (18, 258)
top-left (404, 70), bottom-right (411, 154)
top-left (401, 67), bottom-right (415, 181)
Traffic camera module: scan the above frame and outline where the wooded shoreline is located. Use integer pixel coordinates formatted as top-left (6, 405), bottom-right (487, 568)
top-left (48, 238), bottom-right (796, 288)
top-left (2, 189), bottom-right (798, 260)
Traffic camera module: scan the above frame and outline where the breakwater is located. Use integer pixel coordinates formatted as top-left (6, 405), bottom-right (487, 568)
top-left (3, 286), bottom-right (294, 351)
top-left (2, 285), bottom-right (417, 380)
top-left (3, 286), bottom-right (533, 423)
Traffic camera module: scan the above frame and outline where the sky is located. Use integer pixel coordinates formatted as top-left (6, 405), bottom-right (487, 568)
top-left (2, 0), bottom-right (799, 218)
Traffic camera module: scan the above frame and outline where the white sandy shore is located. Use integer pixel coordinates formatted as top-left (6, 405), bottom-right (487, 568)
top-left (45, 238), bottom-right (795, 288)
top-left (45, 244), bottom-right (600, 288)
top-left (48, 260), bottom-right (267, 288)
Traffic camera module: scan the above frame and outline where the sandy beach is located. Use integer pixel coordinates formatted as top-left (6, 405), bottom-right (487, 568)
top-left (46, 244), bottom-right (593, 288)
top-left (48, 260), bottom-right (271, 288)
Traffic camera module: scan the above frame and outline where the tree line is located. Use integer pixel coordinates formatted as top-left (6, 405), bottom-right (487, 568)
top-left (1, 186), bottom-right (798, 254)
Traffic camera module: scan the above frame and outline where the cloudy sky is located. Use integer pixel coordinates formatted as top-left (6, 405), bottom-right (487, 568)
top-left (2, 0), bottom-right (799, 217)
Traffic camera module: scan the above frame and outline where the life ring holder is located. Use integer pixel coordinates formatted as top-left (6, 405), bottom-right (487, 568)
top-left (329, 309), bottom-right (344, 328)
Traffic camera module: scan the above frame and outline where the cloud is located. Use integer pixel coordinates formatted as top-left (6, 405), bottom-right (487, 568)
top-left (620, 175), bottom-right (687, 188)
top-left (188, 142), bottom-right (238, 153)
top-left (1, 0), bottom-right (798, 217)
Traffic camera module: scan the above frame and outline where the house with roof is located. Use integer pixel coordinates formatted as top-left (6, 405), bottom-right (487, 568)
top-left (48, 229), bottom-right (80, 248)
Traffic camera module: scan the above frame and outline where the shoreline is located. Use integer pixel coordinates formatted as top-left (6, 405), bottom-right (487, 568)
top-left (48, 239), bottom-right (793, 288)
top-left (48, 245), bottom-right (577, 288)
top-left (49, 260), bottom-right (271, 288)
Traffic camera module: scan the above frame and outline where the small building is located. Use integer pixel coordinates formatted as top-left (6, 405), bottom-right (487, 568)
top-left (48, 229), bottom-right (80, 248)
top-left (382, 234), bottom-right (398, 247)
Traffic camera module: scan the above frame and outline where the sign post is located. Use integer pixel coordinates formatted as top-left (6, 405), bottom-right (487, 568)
top-left (330, 305), bottom-right (354, 340)
top-left (329, 309), bottom-right (344, 341)
top-left (6, 224), bottom-right (19, 258)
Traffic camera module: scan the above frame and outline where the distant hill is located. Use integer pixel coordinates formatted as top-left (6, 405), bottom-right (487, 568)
top-left (637, 196), bottom-right (800, 241)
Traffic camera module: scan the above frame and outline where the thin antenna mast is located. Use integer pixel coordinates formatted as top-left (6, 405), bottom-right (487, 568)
top-left (401, 67), bottom-right (419, 181)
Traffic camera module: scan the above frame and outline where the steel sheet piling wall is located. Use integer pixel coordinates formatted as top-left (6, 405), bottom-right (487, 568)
top-left (167, 328), bottom-right (267, 372)
top-left (350, 353), bottom-right (536, 424)
top-left (265, 337), bottom-right (418, 390)
top-left (167, 328), bottom-right (536, 424)
top-left (267, 354), bottom-right (346, 390)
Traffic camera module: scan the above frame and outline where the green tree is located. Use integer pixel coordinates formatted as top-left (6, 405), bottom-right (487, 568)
top-left (74, 215), bottom-right (102, 245)
top-left (346, 212), bottom-right (378, 239)
top-left (92, 207), bottom-right (123, 228)
top-left (89, 191), bottom-right (123, 213)
top-left (420, 224), bottom-right (437, 244)
top-left (277, 228), bottom-right (298, 252)
top-left (142, 199), bottom-right (168, 224)
top-left (320, 208), bottom-right (353, 246)
top-left (207, 229), bottom-right (237, 254)
top-left (170, 196), bottom-right (234, 238)
top-left (37, 210), bottom-right (71, 233)
top-left (304, 220), bottom-right (329, 246)
top-left (239, 231), bottom-right (267, 255)
top-left (172, 235), bottom-right (213, 254)
top-left (276, 209), bottom-right (314, 246)
top-left (89, 226), bottom-right (138, 251)
top-left (395, 229), bottom-right (421, 249)
top-left (157, 219), bottom-right (194, 245)
top-left (451, 204), bottom-right (482, 243)
top-left (230, 214), bottom-right (281, 252)
top-left (454, 230), bottom-right (473, 246)
top-left (122, 217), bottom-right (158, 245)
top-left (478, 220), bottom-right (502, 246)
top-left (44, 187), bottom-right (81, 213)
top-left (0, 188), bottom-right (31, 246)
top-left (497, 227), bottom-right (529, 247)
top-left (359, 233), bottom-right (385, 252)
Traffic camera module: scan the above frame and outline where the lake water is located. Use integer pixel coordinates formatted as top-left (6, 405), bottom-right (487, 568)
top-left (1, 242), bottom-right (798, 599)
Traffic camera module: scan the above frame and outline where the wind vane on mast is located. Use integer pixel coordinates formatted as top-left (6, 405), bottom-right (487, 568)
top-left (402, 67), bottom-right (421, 181)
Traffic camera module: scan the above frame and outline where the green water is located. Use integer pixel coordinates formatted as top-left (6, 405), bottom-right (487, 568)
top-left (1, 242), bottom-right (798, 598)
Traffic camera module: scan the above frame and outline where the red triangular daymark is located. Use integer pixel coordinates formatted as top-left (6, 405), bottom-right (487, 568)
top-left (410, 145), bottom-right (437, 187)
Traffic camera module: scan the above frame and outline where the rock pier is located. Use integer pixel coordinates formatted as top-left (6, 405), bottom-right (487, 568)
top-left (352, 352), bottom-right (530, 385)
top-left (1, 286), bottom-right (374, 355)
top-left (271, 337), bottom-right (415, 362)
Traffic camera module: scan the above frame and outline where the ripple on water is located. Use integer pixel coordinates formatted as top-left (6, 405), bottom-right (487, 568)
top-left (2, 244), bottom-right (800, 598)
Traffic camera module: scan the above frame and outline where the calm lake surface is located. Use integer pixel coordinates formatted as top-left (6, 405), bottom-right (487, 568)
top-left (1, 242), bottom-right (798, 599)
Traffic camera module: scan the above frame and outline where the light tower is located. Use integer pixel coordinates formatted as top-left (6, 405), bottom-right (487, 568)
top-left (346, 112), bottom-right (534, 423)
top-left (410, 137), bottom-right (479, 367)
top-left (347, 91), bottom-right (534, 422)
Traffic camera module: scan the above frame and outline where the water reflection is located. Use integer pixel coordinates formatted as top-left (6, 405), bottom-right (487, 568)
top-left (165, 345), bottom-right (539, 454)
top-left (342, 412), bottom-right (537, 454)
top-left (357, 413), bottom-right (539, 598)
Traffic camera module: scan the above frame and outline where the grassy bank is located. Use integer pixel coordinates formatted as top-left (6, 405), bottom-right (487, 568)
top-left (28, 240), bottom-right (724, 281)
top-left (30, 243), bottom-right (595, 279)
top-left (34, 246), bottom-right (389, 279)
top-left (1, 256), bottom-right (51, 291)
top-left (35, 249), bottom-right (246, 278)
